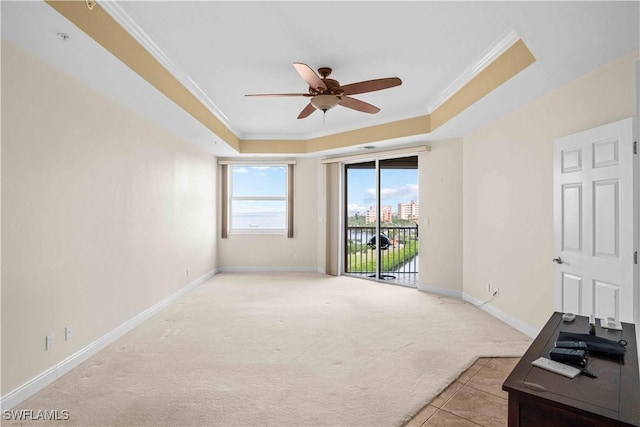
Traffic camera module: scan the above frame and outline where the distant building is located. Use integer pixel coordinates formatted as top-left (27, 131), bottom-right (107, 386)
top-left (365, 205), bottom-right (393, 223)
top-left (365, 206), bottom-right (376, 224)
top-left (398, 200), bottom-right (419, 221)
top-left (382, 206), bottom-right (392, 222)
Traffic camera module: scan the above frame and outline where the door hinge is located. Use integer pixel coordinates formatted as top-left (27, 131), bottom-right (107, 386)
top-left (634, 141), bottom-right (637, 155)
top-left (635, 251), bottom-right (638, 265)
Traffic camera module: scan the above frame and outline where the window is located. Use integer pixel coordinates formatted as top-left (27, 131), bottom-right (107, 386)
top-left (221, 162), bottom-right (294, 237)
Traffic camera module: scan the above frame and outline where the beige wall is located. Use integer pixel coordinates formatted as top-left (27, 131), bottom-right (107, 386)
top-left (3, 30), bottom-right (636, 403)
top-left (217, 157), bottom-right (320, 271)
top-left (0, 34), bottom-right (3, 399)
top-left (463, 49), bottom-right (639, 330)
top-left (1, 41), bottom-right (217, 394)
top-left (418, 140), bottom-right (463, 294)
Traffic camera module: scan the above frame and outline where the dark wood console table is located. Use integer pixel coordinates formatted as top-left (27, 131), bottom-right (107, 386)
top-left (502, 312), bottom-right (639, 426)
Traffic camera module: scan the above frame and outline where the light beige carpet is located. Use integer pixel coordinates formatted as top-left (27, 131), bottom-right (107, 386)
top-left (9, 272), bottom-right (532, 426)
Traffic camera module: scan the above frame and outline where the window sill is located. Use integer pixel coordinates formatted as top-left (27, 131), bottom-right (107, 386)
top-left (228, 229), bottom-right (288, 236)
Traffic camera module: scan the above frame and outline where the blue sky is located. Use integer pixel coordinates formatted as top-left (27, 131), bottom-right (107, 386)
top-left (347, 168), bottom-right (418, 216)
top-left (231, 166), bottom-right (287, 219)
top-left (232, 165), bottom-right (286, 198)
top-left (231, 165), bottom-right (418, 217)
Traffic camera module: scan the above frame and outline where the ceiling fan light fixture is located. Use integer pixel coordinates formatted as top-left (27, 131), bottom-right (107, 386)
top-left (310, 94), bottom-right (340, 112)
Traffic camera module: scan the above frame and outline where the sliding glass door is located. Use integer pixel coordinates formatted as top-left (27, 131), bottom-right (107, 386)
top-left (344, 156), bottom-right (419, 285)
top-left (345, 161), bottom-right (378, 278)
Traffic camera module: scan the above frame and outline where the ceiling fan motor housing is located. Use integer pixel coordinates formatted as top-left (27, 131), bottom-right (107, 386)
top-left (311, 67), bottom-right (343, 95)
top-left (323, 79), bottom-right (343, 95)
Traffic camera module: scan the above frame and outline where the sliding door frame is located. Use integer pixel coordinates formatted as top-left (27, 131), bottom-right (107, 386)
top-left (341, 150), bottom-right (424, 282)
top-left (322, 146), bottom-right (428, 278)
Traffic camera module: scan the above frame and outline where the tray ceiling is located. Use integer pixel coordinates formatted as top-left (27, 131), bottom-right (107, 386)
top-left (2, 1), bottom-right (639, 156)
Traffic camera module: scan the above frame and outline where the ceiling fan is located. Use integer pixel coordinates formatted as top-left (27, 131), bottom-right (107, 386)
top-left (245, 63), bottom-right (402, 119)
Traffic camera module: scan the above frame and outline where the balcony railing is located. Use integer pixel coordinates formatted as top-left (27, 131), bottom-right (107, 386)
top-left (345, 225), bottom-right (419, 277)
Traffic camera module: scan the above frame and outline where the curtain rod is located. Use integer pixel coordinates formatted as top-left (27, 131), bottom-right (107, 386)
top-left (218, 159), bottom-right (297, 165)
top-left (320, 145), bottom-right (429, 164)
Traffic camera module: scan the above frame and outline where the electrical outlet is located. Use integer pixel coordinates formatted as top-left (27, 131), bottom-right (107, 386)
top-left (65, 326), bottom-right (72, 341)
top-left (46, 334), bottom-right (54, 351)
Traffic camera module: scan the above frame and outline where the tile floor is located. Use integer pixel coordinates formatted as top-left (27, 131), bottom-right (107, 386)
top-left (404, 357), bottom-right (520, 427)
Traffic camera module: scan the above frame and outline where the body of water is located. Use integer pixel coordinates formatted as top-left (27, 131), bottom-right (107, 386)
top-left (232, 212), bottom-right (285, 230)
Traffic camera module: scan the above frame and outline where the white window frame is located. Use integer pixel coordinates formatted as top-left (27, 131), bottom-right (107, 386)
top-left (220, 160), bottom-right (295, 237)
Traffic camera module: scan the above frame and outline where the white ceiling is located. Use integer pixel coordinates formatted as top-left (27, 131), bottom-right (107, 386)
top-left (2, 1), bottom-right (639, 157)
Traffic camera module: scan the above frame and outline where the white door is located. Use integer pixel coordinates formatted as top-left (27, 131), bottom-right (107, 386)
top-left (553, 117), bottom-right (637, 323)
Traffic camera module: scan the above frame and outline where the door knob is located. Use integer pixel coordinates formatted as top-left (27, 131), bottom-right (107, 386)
top-left (552, 257), bottom-right (563, 264)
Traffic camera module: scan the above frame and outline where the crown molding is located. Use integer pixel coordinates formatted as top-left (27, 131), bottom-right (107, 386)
top-left (99, 1), bottom-right (240, 137)
top-left (305, 108), bottom-right (430, 140)
top-left (427, 27), bottom-right (521, 113)
top-left (95, 2), bottom-right (523, 147)
top-left (238, 107), bottom-right (429, 141)
top-left (237, 132), bottom-right (308, 141)
top-left (237, 29), bottom-right (520, 142)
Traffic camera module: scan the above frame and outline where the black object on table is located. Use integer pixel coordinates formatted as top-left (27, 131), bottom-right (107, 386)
top-left (502, 312), bottom-right (639, 426)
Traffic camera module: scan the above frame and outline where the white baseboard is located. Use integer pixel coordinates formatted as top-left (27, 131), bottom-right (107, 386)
top-left (0, 269), bottom-right (217, 411)
top-left (412, 284), bottom-right (539, 339)
top-left (418, 283), bottom-right (463, 299)
top-left (218, 266), bottom-right (323, 274)
top-left (462, 292), bottom-right (540, 339)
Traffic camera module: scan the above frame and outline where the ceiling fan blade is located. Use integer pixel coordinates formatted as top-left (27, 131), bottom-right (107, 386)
top-left (341, 77), bottom-right (402, 96)
top-left (339, 96), bottom-right (380, 114)
top-left (297, 103), bottom-right (316, 119)
top-left (245, 93), bottom-right (310, 97)
top-left (293, 62), bottom-right (327, 91)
